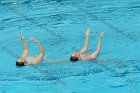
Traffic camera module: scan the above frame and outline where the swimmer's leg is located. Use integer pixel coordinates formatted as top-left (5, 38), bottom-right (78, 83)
top-left (80, 28), bottom-right (90, 54)
top-left (90, 32), bottom-right (104, 59)
top-left (31, 37), bottom-right (45, 64)
top-left (20, 36), bottom-right (29, 58)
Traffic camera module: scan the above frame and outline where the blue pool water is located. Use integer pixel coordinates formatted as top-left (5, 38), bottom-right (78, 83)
top-left (0, 0), bottom-right (140, 93)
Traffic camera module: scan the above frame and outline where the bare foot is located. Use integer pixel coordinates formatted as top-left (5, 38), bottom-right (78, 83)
top-left (100, 32), bottom-right (104, 38)
top-left (20, 36), bottom-right (24, 40)
top-left (86, 28), bottom-right (90, 36)
top-left (31, 36), bottom-right (38, 43)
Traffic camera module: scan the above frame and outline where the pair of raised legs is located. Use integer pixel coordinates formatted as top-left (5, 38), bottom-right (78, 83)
top-left (70, 28), bottom-right (104, 62)
top-left (16, 36), bottom-right (44, 66)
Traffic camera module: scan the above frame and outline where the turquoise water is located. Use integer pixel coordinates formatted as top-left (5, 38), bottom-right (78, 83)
top-left (0, 0), bottom-right (140, 93)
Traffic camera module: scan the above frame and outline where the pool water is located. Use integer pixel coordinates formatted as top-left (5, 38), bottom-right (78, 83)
top-left (0, 0), bottom-right (140, 93)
